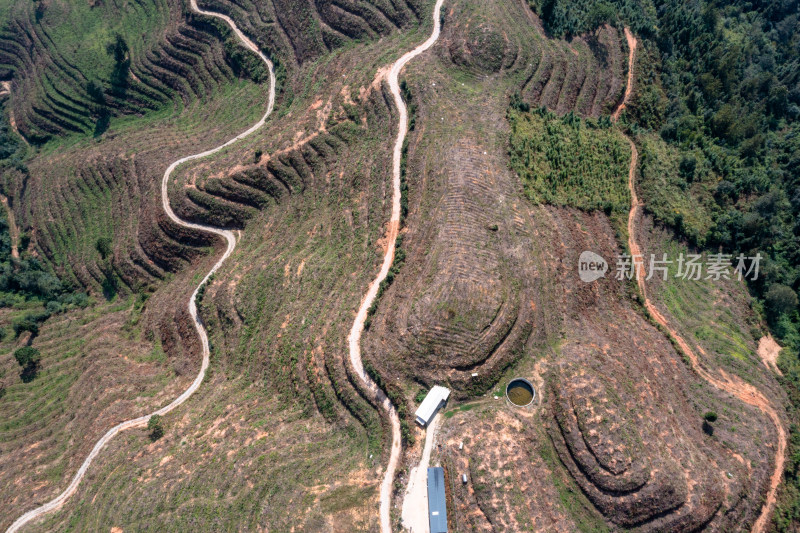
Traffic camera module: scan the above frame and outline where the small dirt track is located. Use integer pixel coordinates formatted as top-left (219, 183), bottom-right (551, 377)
top-left (618, 28), bottom-right (785, 533)
top-left (346, 1), bottom-right (445, 532)
top-left (5, 3), bottom-right (275, 531)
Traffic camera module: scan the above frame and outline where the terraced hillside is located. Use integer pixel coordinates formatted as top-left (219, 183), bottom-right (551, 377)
top-left (0, 0), bottom-right (441, 529)
top-left (198, 0), bottom-right (426, 68)
top-left (361, 0), bottom-right (786, 530)
top-left (0, 0), bottom-right (426, 144)
top-left (0, 298), bottom-right (190, 522)
top-left (0, 0), bottom-right (794, 530)
top-left (0, 0), bottom-right (446, 527)
top-left (361, 0), bottom-right (634, 426)
top-left (1, 0), bottom-right (236, 142)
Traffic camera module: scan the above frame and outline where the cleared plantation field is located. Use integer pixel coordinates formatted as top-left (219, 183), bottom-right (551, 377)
top-left (639, 221), bottom-right (783, 397)
top-left (12, 7), bottom-right (445, 529)
top-left (196, 0), bottom-right (426, 73)
top-left (516, 23), bottom-right (628, 118)
top-left (15, 77), bottom-right (265, 296)
top-left (0, 0), bottom-right (276, 144)
top-left (0, 0), bottom-right (787, 530)
top-left (0, 0), bottom-right (169, 141)
top-left (1, 0), bottom-right (272, 523)
top-left (354, 0), bottom-right (785, 529)
top-left (30, 377), bottom-right (378, 532)
top-left (0, 298), bottom-right (189, 531)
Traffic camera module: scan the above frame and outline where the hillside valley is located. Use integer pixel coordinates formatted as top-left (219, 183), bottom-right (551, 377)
top-left (0, 0), bottom-right (799, 531)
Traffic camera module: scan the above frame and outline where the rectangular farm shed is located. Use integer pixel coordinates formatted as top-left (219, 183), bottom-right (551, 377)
top-left (415, 385), bottom-right (450, 426)
top-left (427, 467), bottom-right (448, 533)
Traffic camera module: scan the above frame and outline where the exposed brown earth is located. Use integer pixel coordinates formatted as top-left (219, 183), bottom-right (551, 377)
top-left (628, 139), bottom-right (787, 533)
top-left (0, 0), bottom-right (790, 530)
top-left (758, 335), bottom-right (783, 376)
top-left (611, 28), bottom-right (636, 122)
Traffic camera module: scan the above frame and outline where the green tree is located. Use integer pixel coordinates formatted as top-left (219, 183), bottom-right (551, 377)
top-left (14, 346), bottom-right (40, 369)
top-left (148, 414), bottom-right (164, 441)
top-left (702, 411), bottom-right (717, 436)
top-left (765, 284), bottom-right (798, 323)
top-left (95, 237), bottom-right (112, 259)
top-left (13, 315), bottom-right (40, 337)
top-left (14, 346), bottom-right (41, 382)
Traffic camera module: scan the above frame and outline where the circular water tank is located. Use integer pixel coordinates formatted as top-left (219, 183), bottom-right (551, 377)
top-left (506, 378), bottom-right (536, 407)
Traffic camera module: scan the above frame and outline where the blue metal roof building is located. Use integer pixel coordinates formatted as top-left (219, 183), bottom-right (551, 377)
top-left (427, 467), bottom-right (448, 533)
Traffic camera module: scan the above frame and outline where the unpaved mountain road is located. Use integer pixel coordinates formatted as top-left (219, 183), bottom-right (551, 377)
top-left (612, 28), bottom-right (636, 123)
top-left (346, 1), bottom-right (445, 532)
top-left (618, 28), bottom-right (785, 533)
top-left (401, 414), bottom-right (440, 532)
top-left (5, 3), bottom-right (275, 531)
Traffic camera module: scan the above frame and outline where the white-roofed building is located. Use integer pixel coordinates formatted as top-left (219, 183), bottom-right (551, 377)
top-left (415, 385), bottom-right (450, 427)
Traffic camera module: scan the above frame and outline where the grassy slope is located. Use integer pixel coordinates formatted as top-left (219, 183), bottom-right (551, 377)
top-left (0, 297), bottom-right (185, 527)
top-left (0, 0), bottom-right (271, 527)
top-left (25, 78), bottom-right (264, 284)
top-left (33, 0), bottom-right (169, 84)
top-left (640, 222), bottom-right (786, 471)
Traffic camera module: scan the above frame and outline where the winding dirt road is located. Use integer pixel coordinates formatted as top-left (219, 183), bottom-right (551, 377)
top-left (5, 4), bottom-right (275, 531)
top-left (617, 28), bottom-right (785, 533)
top-left (346, 1), bottom-right (445, 531)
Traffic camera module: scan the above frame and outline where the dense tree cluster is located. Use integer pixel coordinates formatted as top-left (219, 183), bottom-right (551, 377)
top-left (533, 0), bottom-right (800, 334)
top-left (528, 0), bottom-right (657, 38)
top-left (0, 110), bottom-right (22, 168)
top-left (508, 107), bottom-right (630, 218)
top-left (0, 214), bottom-right (89, 338)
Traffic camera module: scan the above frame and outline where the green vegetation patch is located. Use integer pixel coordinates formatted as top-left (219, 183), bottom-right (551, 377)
top-left (654, 238), bottom-right (758, 366)
top-left (637, 134), bottom-right (717, 245)
top-left (526, 0), bottom-right (657, 38)
top-left (319, 483), bottom-right (376, 514)
top-left (508, 108), bottom-right (631, 218)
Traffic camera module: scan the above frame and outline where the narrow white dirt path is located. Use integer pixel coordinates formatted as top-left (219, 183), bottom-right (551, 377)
top-left (617, 28), bottom-right (785, 533)
top-left (5, 4), bottom-right (275, 531)
top-left (346, 1), bottom-right (445, 532)
top-left (0, 193), bottom-right (20, 259)
top-left (401, 415), bottom-right (440, 533)
top-left (1, 81), bottom-right (28, 147)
